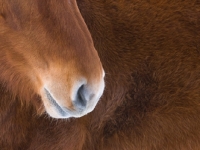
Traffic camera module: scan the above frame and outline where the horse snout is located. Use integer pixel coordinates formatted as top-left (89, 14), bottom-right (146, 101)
top-left (73, 85), bottom-right (88, 112)
top-left (41, 71), bottom-right (105, 119)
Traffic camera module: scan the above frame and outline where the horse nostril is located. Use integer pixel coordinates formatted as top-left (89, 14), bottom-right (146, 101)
top-left (74, 85), bottom-right (87, 111)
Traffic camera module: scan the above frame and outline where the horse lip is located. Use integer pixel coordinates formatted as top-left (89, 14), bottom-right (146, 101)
top-left (44, 88), bottom-right (68, 116)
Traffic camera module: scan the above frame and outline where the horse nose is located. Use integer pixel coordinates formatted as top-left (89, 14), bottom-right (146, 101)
top-left (73, 85), bottom-right (88, 112)
top-left (41, 69), bottom-right (105, 118)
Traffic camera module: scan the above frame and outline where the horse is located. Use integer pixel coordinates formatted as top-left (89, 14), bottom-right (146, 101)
top-left (0, 0), bottom-right (104, 149)
top-left (1, 0), bottom-right (200, 149)
top-left (77, 0), bottom-right (200, 149)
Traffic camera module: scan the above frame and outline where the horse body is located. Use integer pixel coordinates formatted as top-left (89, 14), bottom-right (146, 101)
top-left (78, 1), bottom-right (200, 149)
top-left (1, 0), bottom-right (200, 149)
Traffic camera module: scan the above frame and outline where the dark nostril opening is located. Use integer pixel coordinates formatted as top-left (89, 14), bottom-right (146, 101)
top-left (74, 85), bottom-right (87, 111)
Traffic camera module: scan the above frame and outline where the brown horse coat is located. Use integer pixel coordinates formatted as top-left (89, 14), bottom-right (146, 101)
top-left (1, 0), bottom-right (200, 149)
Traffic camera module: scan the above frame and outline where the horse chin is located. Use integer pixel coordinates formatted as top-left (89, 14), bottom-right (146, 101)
top-left (43, 101), bottom-right (89, 119)
top-left (39, 90), bottom-right (90, 119)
